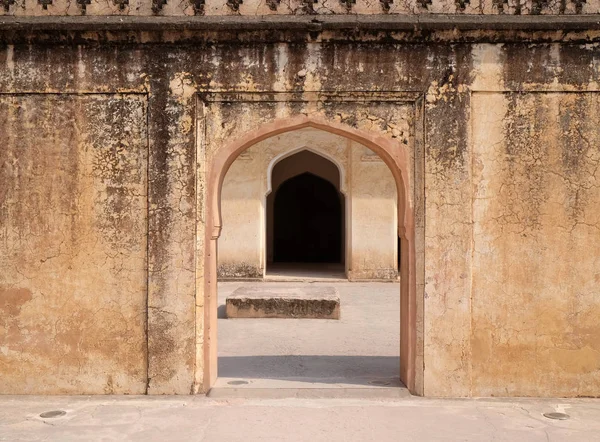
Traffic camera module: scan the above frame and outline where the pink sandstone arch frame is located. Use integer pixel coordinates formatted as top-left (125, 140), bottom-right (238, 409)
top-left (202, 114), bottom-right (420, 395)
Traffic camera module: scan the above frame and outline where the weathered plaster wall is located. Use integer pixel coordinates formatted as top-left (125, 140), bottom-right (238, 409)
top-left (0, 94), bottom-right (148, 394)
top-left (421, 46), bottom-right (473, 397)
top-left (422, 43), bottom-right (600, 397)
top-left (0, 34), bottom-right (598, 396)
top-left (218, 127), bottom-right (398, 280)
top-left (0, 43), bottom-right (198, 395)
top-left (218, 147), bottom-right (265, 279)
top-left (348, 136), bottom-right (399, 280)
top-left (471, 91), bottom-right (600, 397)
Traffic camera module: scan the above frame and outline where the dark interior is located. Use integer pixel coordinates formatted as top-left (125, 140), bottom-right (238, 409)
top-left (273, 172), bottom-right (343, 263)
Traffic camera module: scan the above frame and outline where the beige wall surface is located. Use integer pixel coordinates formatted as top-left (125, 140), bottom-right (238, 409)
top-left (218, 154), bottom-right (265, 278)
top-left (0, 36), bottom-right (599, 397)
top-left (270, 149), bottom-right (341, 192)
top-left (0, 94), bottom-right (148, 394)
top-left (348, 144), bottom-right (399, 281)
top-left (471, 92), bottom-right (600, 397)
top-left (218, 128), bottom-right (398, 280)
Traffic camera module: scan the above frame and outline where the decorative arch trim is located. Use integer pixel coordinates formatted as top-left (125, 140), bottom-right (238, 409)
top-left (203, 114), bottom-right (419, 397)
top-left (209, 116), bottom-right (413, 241)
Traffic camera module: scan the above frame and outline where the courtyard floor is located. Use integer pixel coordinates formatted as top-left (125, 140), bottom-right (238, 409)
top-left (215, 281), bottom-right (402, 391)
top-left (2, 281), bottom-right (598, 441)
top-left (1, 395), bottom-right (599, 441)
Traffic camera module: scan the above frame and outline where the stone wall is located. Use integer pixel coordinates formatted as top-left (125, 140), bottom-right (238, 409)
top-left (0, 30), bottom-right (598, 396)
top-left (471, 91), bottom-right (600, 396)
top-left (0, 94), bottom-right (148, 394)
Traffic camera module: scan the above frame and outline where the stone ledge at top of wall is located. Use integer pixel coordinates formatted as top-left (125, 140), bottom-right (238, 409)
top-left (1, 14), bottom-right (600, 32)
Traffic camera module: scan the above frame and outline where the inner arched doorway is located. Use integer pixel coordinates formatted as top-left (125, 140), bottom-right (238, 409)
top-left (266, 149), bottom-right (346, 276)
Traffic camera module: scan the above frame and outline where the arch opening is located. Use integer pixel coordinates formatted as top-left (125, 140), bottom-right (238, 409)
top-left (203, 117), bottom-right (418, 396)
top-left (266, 149), bottom-right (346, 278)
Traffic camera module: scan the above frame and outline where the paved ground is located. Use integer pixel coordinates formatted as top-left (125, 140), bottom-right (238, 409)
top-left (4, 282), bottom-right (598, 441)
top-left (264, 263), bottom-right (348, 281)
top-left (216, 281), bottom-right (401, 389)
top-left (1, 396), bottom-right (599, 441)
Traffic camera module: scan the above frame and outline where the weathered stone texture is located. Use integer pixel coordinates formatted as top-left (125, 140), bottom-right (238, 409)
top-left (0, 37), bottom-right (598, 397)
top-left (226, 286), bottom-right (340, 319)
top-left (147, 67), bottom-right (197, 395)
top-left (471, 92), bottom-right (600, 397)
top-left (0, 94), bottom-right (148, 394)
top-left (423, 48), bottom-right (474, 397)
top-left (0, 0), bottom-right (598, 16)
top-left (218, 262), bottom-right (263, 279)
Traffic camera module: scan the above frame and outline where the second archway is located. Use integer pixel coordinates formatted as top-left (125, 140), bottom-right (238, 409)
top-left (267, 150), bottom-right (346, 277)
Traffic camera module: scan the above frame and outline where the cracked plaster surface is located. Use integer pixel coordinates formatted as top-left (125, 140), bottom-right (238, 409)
top-left (471, 92), bottom-right (600, 397)
top-left (0, 94), bottom-right (148, 394)
top-left (0, 40), bottom-right (599, 397)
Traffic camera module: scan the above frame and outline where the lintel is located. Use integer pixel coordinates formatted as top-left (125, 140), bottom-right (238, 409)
top-left (198, 91), bottom-right (422, 103)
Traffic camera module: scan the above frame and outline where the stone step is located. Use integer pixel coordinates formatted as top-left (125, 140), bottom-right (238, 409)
top-left (226, 286), bottom-right (340, 319)
top-left (207, 387), bottom-right (411, 399)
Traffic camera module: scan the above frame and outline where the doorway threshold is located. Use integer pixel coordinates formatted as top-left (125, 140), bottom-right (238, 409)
top-left (265, 263), bottom-right (347, 282)
top-left (208, 377), bottom-right (410, 399)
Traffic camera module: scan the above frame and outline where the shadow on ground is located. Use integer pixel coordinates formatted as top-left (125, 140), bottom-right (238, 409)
top-left (218, 355), bottom-right (402, 386)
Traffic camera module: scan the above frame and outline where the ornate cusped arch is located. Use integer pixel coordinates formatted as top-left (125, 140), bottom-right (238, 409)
top-left (208, 116), bottom-right (413, 241)
top-left (202, 115), bottom-right (419, 395)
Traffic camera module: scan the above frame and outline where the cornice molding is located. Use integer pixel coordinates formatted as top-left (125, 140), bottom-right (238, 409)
top-left (1, 14), bottom-right (600, 32)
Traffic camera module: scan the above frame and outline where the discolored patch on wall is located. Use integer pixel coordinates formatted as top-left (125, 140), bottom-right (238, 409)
top-left (0, 287), bottom-right (33, 317)
top-left (0, 94), bottom-right (148, 394)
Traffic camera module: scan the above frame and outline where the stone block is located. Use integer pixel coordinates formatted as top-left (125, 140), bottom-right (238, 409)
top-left (226, 286), bottom-right (340, 319)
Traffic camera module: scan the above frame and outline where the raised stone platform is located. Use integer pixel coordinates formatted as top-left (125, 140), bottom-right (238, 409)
top-left (226, 286), bottom-right (340, 319)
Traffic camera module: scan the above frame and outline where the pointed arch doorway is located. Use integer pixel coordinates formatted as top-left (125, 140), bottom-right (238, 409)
top-left (201, 113), bottom-right (422, 396)
top-left (266, 149), bottom-right (346, 279)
